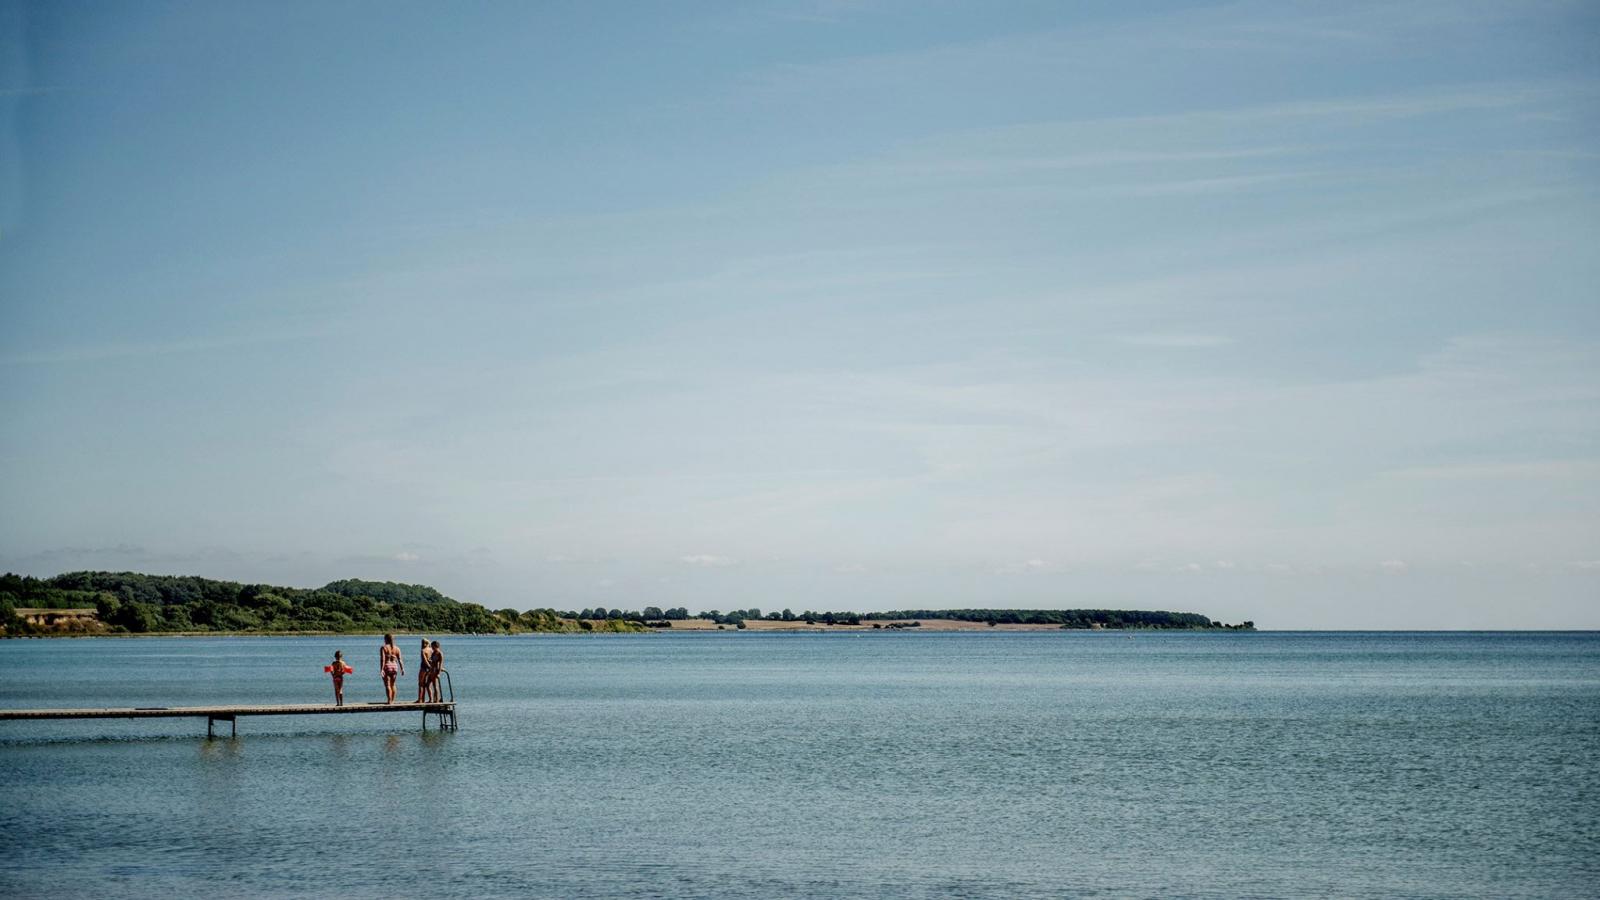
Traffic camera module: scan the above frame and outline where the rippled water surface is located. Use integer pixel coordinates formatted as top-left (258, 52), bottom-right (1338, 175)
top-left (2, 632), bottom-right (1596, 898)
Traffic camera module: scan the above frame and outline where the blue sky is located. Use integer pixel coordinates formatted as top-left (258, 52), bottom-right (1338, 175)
top-left (1, 1), bottom-right (1597, 627)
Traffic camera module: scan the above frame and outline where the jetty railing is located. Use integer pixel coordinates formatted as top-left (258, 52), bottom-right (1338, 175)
top-left (427, 669), bottom-right (457, 731)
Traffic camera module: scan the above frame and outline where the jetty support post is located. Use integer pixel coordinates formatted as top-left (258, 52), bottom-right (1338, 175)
top-left (420, 706), bottom-right (458, 732)
top-left (207, 714), bottom-right (235, 739)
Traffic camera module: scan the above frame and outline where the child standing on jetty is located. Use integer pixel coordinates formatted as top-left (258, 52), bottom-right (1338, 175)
top-left (328, 650), bottom-right (349, 706)
top-left (416, 638), bottom-right (433, 703)
top-left (428, 640), bottom-right (444, 702)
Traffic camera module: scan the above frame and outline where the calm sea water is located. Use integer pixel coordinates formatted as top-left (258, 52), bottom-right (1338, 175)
top-left (1, 632), bottom-right (1596, 899)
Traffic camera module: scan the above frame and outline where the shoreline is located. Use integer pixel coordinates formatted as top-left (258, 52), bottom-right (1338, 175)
top-left (8, 626), bottom-right (1596, 639)
top-left (4, 618), bottom-right (1247, 639)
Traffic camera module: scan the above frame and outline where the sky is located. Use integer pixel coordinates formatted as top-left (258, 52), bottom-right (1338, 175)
top-left (1, 1), bottom-right (1597, 628)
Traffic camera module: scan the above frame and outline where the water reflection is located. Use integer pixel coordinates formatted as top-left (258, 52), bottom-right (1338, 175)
top-left (197, 735), bottom-right (242, 761)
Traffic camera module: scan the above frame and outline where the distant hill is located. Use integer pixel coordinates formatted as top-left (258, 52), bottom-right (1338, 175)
top-left (865, 609), bottom-right (1253, 629)
top-left (0, 571), bottom-right (644, 636)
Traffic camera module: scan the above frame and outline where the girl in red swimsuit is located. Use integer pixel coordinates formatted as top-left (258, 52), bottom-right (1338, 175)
top-left (329, 650), bottom-right (347, 706)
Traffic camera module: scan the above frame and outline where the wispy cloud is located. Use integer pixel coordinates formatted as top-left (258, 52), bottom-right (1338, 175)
top-left (1110, 172), bottom-right (1312, 197)
top-left (0, 327), bottom-right (340, 366)
top-left (0, 86), bottom-right (68, 97)
top-left (698, 0), bottom-right (898, 30)
top-left (14, 543), bottom-right (148, 564)
top-left (1115, 333), bottom-right (1234, 348)
top-left (680, 554), bottom-right (736, 567)
top-left (715, 0), bottom-right (1588, 132)
top-left (1381, 460), bottom-right (1600, 482)
top-left (823, 146), bottom-right (1302, 184)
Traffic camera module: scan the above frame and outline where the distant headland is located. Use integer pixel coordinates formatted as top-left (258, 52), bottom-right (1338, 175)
top-left (0, 571), bottom-right (1253, 637)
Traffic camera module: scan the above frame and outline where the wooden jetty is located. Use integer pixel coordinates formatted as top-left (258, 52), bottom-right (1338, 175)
top-left (0, 671), bottom-right (459, 736)
top-left (0, 701), bottom-right (457, 736)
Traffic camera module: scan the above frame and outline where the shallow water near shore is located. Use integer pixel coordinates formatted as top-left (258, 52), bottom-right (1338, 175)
top-left (1, 631), bottom-right (1596, 898)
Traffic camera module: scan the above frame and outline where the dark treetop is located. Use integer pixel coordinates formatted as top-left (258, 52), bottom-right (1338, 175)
top-left (0, 571), bottom-right (643, 636)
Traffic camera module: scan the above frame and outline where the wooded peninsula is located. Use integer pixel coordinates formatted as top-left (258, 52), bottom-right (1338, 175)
top-left (0, 571), bottom-right (1253, 637)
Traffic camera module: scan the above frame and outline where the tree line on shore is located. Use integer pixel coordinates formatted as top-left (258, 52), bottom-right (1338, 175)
top-left (568, 607), bottom-right (1251, 629)
top-left (1, 571), bottom-right (1252, 636)
top-left (0, 572), bottom-right (646, 636)
top-left (871, 608), bottom-right (1254, 629)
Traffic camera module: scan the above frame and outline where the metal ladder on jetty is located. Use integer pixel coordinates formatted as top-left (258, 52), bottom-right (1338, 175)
top-left (424, 669), bottom-right (457, 732)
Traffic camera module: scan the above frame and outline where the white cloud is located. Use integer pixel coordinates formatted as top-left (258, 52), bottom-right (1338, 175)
top-left (393, 551), bottom-right (420, 563)
top-left (1569, 560), bottom-right (1600, 571)
top-left (1379, 559), bottom-right (1409, 572)
top-left (995, 558), bottom-right (1055, 574)
top-left (680, 554), bottom-right (736, 567)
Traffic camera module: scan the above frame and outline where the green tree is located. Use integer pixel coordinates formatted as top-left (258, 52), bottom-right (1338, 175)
top-left (115, 602), bottom-right (161, 633)
top-left (94, 594), bottom-right (122, 622)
